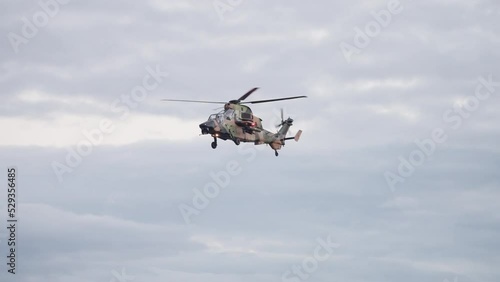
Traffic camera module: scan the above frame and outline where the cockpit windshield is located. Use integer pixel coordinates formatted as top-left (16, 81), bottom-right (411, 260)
top-left (208, 110), bottom-right (227, 124)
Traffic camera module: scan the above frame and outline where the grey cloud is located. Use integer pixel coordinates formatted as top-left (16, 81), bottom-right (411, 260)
top-left (1, 0), bottom-right (499, 281)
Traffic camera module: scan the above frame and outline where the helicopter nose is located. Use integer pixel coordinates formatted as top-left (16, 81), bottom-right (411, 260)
top-left (199, 121), bottom-right (215, 135)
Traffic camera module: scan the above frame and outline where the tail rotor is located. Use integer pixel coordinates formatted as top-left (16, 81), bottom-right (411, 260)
top-left (275, 108), bottom-right (285, 128)
top-left (276, 108), bottom-right (293, 128)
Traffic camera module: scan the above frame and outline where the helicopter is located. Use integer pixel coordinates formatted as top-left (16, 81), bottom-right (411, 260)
top-left (162, 87), bottom-right (307, 156)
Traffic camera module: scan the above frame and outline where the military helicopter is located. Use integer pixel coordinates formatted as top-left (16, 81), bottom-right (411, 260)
top-left (162, 87), bottom-right (306, 156)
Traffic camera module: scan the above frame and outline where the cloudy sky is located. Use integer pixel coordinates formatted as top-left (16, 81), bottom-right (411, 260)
top-left (1, 0), bottom-right (499, 281)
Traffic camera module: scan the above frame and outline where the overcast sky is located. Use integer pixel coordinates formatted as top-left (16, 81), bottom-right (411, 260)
top-left (1, 0), bottom-right (499, 282)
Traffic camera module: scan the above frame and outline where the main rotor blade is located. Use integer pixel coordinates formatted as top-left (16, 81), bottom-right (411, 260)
top-left (237, 87), bottom-right (259, 102)
top-left (242, 95), bottom-right (307, 104)
top-left (161, 99), bottom-right (226, 104)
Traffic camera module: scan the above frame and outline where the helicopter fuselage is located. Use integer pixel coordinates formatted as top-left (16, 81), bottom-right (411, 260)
top-left (162, 87), bottom-right (305, 156)
top-left (198, 103), bottom-right (299, 156)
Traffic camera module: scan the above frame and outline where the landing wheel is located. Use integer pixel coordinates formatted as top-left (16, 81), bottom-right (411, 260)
top-left (211, 141), bottom-right (217, 149)
top-left (234, 138), bottom-right (241, 145)
top-left (275, 150), bottom-right (279, 157)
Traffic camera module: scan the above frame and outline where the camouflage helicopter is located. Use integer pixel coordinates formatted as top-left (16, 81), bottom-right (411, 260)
top-left (162, 87), bottom-right (306, 156)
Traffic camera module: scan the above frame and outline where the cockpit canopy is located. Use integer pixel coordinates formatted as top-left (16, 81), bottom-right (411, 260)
top-left (208, 105), bottom-right (257, 127)
top-left (208, 109), bottom-right (234, 124)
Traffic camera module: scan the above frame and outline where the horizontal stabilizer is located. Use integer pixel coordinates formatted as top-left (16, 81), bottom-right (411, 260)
top-left (294, 130), bottom-right (302, 142)
top-left (284, 130), bottom-right (302, 142)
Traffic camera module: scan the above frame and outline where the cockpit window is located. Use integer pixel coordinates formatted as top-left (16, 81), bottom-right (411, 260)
top-left (214, 111), bottom-right (224, 124)
top-left (224, 109), bottom-right (234, 120)
top-left (209, 110), bottom-right (230, 124)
